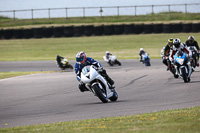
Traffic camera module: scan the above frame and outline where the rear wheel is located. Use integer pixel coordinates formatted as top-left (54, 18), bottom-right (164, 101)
top-left (68, 64), bottom-right (73, 69)
top-left (115, 60), bottom-right (121, 66)
top-left (92, 84), bottom-right (108, 103)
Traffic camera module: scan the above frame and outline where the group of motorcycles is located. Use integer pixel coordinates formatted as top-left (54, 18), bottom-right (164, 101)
top-left (55, 45), bottom-right (198, 103)
top-left (161, 46), bottom-right (199, 83)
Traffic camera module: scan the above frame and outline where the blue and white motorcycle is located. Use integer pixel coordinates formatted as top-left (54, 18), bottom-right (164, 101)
top-left (141, 53), bottom-right (151, 66)
top-left (173, 50), bottom-right (192, 83)
top-left (80, 65), bottom-right (118, 103)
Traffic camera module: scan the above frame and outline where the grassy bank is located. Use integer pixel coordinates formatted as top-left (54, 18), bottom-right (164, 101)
top-left (1, 106), bottom-right (200, 132)
top-left (0, 33), bottom-right (200, 61)
top-left (1, 12), bottom-right (200, 28)
top-left (0, 71), bottom-right (54, 79)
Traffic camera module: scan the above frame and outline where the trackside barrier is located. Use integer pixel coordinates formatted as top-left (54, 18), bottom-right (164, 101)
top-left (104, 25), bottom-right (114, 35)
top-left (43, 27), bottom-right (53, 38)
top-left (84, 25), bottom-right (94, 36)
top-left (124, 24), bottom-right (134, 34)
top-left (53, 26), bottom-right (64, 37)
top-left (64, 26), bottom-right (74, 37)
top-left (114, 25), bottom-right (124, 35)
top-left (73, 26), bottom-right (84, 37)
top-left (94, 25), bottom-right (104, 36)
top-left (0, 23), bottom-right (200, 39)
top-left (144, 24), bottom-right (154, 34)
top-left (134, 24), bottom-right (144, 34)
top-left (163, 24), bottom-right (173, 33)
top-left (23, 28), bottom-right (33, 39)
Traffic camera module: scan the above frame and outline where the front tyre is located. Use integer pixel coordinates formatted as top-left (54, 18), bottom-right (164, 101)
top-left (181, 67), bottom-right (188, 83)
top-left (92, 84), bottom-right (108, 103)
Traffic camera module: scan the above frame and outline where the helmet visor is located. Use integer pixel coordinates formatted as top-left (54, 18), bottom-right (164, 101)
top-left (76, 57), bottom-right (83, 62)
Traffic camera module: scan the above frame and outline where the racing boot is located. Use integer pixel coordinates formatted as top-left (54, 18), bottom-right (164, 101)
top-left (79, 83), bottom-right (89, 92)
top-left (106, 76), bottom-right (115, 90)
top-left (197, 60), bottom-right (199, 67)
top-left (174, 65), bottom-right (179, 78)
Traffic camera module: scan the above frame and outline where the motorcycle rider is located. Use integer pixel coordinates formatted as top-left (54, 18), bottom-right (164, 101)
top-left (185, 36), bottom-right (199, 67)
top-left (169, 38), bottom-right (192, 77)
top-left (56, 55), bottom-right (65, 68)
top-left (106, 51), bottom-right (112, 60)
top-left (162, 38), bottom-right (174, 70)
top-left (74, 51), bottom-right (115, 92)
top-left (139, 48), bottom-right (146, 62)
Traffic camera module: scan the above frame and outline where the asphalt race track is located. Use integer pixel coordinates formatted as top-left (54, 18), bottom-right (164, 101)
top-left (0, 59), bottom-right (200, 128)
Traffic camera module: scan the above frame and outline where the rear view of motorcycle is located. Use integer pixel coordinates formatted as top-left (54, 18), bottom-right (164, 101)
top-left (141, 53), bottom-right (151, 66)
top-left (173, 50), bottom-right (192, 83)
top-left (80, 65), bottom-right (118, 103)
top-left (56, 55), bottom-right (73, 70)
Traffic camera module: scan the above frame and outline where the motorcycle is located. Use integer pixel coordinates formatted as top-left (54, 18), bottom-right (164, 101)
top-left (80, 65), bottom-right (118, 103)
top-left (188, 46), bottom-right (198, 69)
top-left (173, 50), bottom-right (192, 83)
top-left (103, 55), bottom-right (121, 66)
top-left (141, 53), bottom-right (151, 66)
top-left (56, 55), bottom-right (73, 70)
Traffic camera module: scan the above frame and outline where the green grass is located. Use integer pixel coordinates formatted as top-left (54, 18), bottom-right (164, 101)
top-left (1, 106), bottom-right (200, 132)
top-left (0, 33), bottom-right (200, 61)
top-left (0, 71), bottom-right (54, 79)
top-left (0, 12), bottom-right (200, 28)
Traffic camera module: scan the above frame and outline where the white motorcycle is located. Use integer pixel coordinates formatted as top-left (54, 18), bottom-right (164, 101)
top-left (80, 65), bottom-right (118, 103)
top-left (103, 55), bottom-right (121, 66)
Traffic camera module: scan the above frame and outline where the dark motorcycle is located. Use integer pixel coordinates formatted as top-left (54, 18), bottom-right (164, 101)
top-left (56, 55), bottom-right (73, 70)
top-left (188, 46), bottom-right (198, 69)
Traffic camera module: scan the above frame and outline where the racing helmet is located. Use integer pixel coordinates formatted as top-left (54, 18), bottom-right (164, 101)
top-left (168, 38), bottom-right (173, 45)
top-left (76, 51), bottom-right (87, 65)
top-left (173, 38), bottom-right (181, 48)
top-left (140, 48), bottom-right (144, 51)
top-left (106, 51), bottom-right (110, 54)
top-left (188, 36), bottom-right (194, 44)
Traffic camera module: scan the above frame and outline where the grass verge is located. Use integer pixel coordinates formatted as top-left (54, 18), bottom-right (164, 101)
top-left (0, 33), bottom-right (200, 61)
top-left (1, 106), bottom-right (200, 132)
top-left (0, 71), bottom-right (54, 79)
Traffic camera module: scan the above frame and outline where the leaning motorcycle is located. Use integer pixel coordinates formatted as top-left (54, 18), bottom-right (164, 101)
top-left (141, 53), bottom-right (151, 66)
top-left (56, 57), bottom-right (73, 70)
top-left (103, 55), bottom-right (121, 66)
top-left (80, 65), bottom-right (118, 103)
top-left (173, 50), bottom-right (192, 83)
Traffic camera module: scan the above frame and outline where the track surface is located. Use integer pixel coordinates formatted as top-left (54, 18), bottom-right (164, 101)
top-left (0, 59), bottom-right (200, 128)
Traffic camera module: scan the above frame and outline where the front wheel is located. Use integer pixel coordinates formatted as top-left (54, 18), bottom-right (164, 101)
top-left (181, 67), bottom-right (188, 83)
top-left (92, 84), bottom-right (108, 103)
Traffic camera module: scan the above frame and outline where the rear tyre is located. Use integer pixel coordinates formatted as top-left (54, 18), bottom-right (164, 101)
top-left (69, 64), bottom-right (73, 69)
top-left (115, 60), bottom-right (121, 66)
top-left (93, 84), bottom-right (108, 103)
